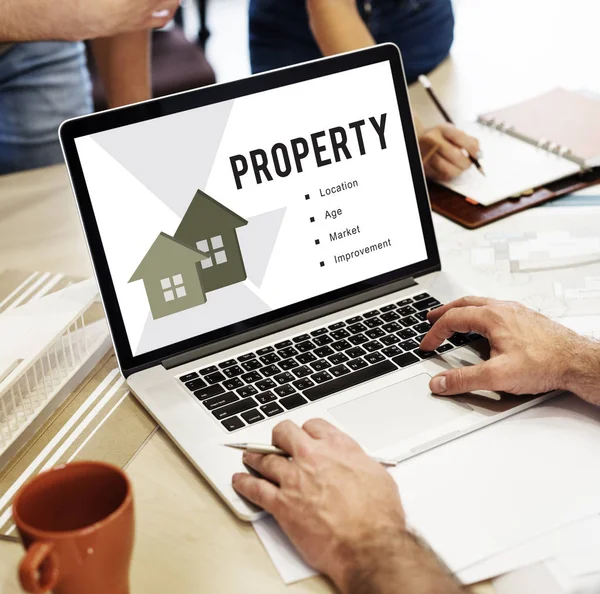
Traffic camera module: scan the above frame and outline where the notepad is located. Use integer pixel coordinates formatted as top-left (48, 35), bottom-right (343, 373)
top-left (437, 89), bottom-right (600, 206)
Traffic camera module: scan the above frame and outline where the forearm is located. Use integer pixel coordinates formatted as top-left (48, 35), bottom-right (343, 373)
top-left (563, 339), bottom-right (600, 405)
top-left (91, 31), bottom-right (151, 108)
top-left (0, 0), bottom-right (75, 41)
top-left (336, 530), bottom-right (463, 594)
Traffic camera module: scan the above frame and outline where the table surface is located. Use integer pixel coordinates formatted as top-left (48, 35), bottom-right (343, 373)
top-left (0, 0), bottom-right (598, 591)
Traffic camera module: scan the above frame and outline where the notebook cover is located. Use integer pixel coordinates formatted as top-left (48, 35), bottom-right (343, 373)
top-left (480, 88), bottom-right (600, 163)
top-left (429, 170), bottom-right (600, 229)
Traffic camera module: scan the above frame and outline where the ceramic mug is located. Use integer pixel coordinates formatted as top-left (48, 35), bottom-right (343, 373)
top-left (12, 461), bottom-right (134, 594)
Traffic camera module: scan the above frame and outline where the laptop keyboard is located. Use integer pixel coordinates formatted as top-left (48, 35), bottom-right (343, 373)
top-left (177, 292), bottom-right (480, 432)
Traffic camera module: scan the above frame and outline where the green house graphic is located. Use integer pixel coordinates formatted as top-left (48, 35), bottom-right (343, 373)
top-left (128, 191), bottom-right (248, 320)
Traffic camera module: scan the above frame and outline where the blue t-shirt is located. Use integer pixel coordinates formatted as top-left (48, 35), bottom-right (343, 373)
top-left (249, 0), bottom-right (454, 83)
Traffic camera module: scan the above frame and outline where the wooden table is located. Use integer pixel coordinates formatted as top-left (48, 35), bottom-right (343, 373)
top-left (0, 0), bottom-right (597, 591)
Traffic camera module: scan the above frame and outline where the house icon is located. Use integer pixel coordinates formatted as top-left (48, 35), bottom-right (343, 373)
top-left (128, 191), bottom-right (248, 320)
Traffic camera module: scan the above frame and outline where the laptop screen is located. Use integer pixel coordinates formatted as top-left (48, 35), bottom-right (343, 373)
top-left (74, 59), bottom-right (428, 358)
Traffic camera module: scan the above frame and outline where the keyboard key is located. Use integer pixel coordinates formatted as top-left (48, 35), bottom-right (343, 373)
top-left (237, 385), bottom-right (258, 398)
top-left (331, 339), bottom-right (352, 352)
top-left (292, 365), bottom-right (312, 378)
top-left (348, 322), bottom-right (368, 334)
top-left (223, 365), bottom-right (244, 378)
top-left (193, 385), bottom-right (225, 400)
top-left (241, 371), bottom-right (262, 383)
top-left (261, 364), bottom-right (281, 377)
top-left (365, 352), bottom-right (385, 364)
top-left (279, 347), bottom-right (299, 359)
top-left (381, 311), bottom-right (400, 322)
top-left (241, 359), bottom-right (261, 371)
top-left (257, 346), bottom-right (274, 356)
top-left (274, 372), bottom-right (295, 385)
top-left (310, 359), bottom-right (331, 371)
top-left (241, 409), bottom-right (264, 424)
top-left (348, 333), bottom-right (368, 345)
top-left (256, 378), bottom-right (276, 391)
top-left (365, 328), bottom-right (385, 339)
top-left (206, 371), bottom-right (226, 384)
top-left (280, 358), bottom-right (300, 370)
top-left (399, 316), bottom-right (418, 328)
top-left (315, 345), bottom-right (335, 357)
top-left (414, 322), bottom-right (432, 334)
top-left (396, 298), bottom-right (413, 306)
top-left (293, 334), bottom-right (311, 343)
top-left (380, 304), bottom-right (397, 312)
top-left (347, 346), bottom-right (366, 358)
top-left (261, 402), bottom-right (284, 417)
top-left (468, 333), bottom-right (484, 342)
top-left (293, 378), bottom-right (315, 390)
top-left (274, 384), bottom-right (296, 397)
top-left (296, 340), bottom-right (316, 353)
top-left (238, 353), bottom-right (256, 362)
top-left (329, 353), bottom-right (349, 365)
top-left (363, 340), bottom-right (383, 353)
top-left (199, 365), bottom-right (218, 376)
top-left (392, 352), bottom-right (420, 367)
top-left (260, 353), bottom-right (281, 365)
top-left (304, 360), bottom-right (396, 401)
top-left (414, 310), bottom-right (429, 322)
top-left (381, 334), bottom-right (400, 346)
top-left (382, 345), bottom-right (402, 357)
top-left (398, 328), bottom-right (417, 340)
top-left (364, 317), bottom-right (384, 328)
top-left (382, 322), bottom-right (401, 333)
top-left (398, 306), bottom-right (416, 317)
top-left (297, 352), bottom-right (317, 364)
top-left (399, 339), bottom-right (419, 351)
top-left (257, 391), bottom-right (277, 404)
top-left (204, 392), bottom-right (239, 411)
top-left (330, 364), bottom-right (351, 377)
top-left (437, 343), bottom-right (454, 353)
top-left (416, 334), bottom-right (427, 343)
top-left (213, 397), bottom-right (259, 420)
top-left (414, 297), bottom-right (441, 311)
top-left (275, 340), bottom-right (292, 349)
top-left (449, 333), bottom-right (470, 346)
top-left (223, 378), bottom-right (244, 391)
top-left (331, 329), bottom-right (350, 340)
top-left (347, 357), bottom-right (368, 371)
top-left (184, 378), bottom-right (207, 392)
top-left (313, 335), bottom-right (334, 346)
top-left (222, 416), bottom-right (245, 432)
top-left (219, 359), bottom-right (237, 369)
top-left (328, 322), bottom-right (345, 330)
top-left (346, 316), bottom-right (363, 324)
top-left (180, 372), bottom-right (199, 383)
top-left (413, 292), bottom-right (430, 301)
top-left (311, 371), bottom-right (333, 384)
top-left (416, 349), bottom-right (436, 359)
top-left (280, 393), bottom-right (308, 410)
top-left (310, 328), bottom-right (328, 337)
top-left (363, 310), bottom-right (380, 318)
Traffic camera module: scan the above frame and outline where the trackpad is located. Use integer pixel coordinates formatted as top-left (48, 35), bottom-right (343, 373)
top-left (329, 374), bottom-right (473, 451)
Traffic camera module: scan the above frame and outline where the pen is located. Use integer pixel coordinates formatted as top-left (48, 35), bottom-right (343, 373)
top-left (225, 443), bottom-right (398, 467)
top-left (418, 74), bottom-right (486, 177)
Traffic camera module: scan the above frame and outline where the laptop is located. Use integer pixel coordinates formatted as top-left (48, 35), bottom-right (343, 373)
top-left (60, 45), bottom-right (554, 521)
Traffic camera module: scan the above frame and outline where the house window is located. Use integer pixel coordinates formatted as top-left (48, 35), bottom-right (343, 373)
top-left (161, 274), bottom-right (187, 302)
top-left (197, 235), bottom-right (228, 269)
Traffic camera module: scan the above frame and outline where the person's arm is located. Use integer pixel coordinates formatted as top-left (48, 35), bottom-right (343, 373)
top-left (421, 296), bottom-right (600, 406)
top-left (0, 0), bottom-right (178, 42)
top-left (233, 419), bottom-right (463, 594)
top-left (91, 32), bottom-right (152, 108)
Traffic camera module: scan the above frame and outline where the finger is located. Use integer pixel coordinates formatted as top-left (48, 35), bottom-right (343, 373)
top-left (302, 418), bottom-right (343, 440)
top-left (232, 473), bottom-right (280, 513)
top-left (242, 452), bottom-right (293, 484)
top-left (420, 306), bottom-right (491, 351)
top-left (430, 360), bottom-right (501, 395)
top-left (427, 296), bottom-right (499, 323)
top-left (429, 155), bottom-right (463, 181)
top-left (440, 124), bottom-right (480, 157)
top-left (437, 140), bottom-right (472, 171)
top-left (272, 420), bottom-right (313, 457)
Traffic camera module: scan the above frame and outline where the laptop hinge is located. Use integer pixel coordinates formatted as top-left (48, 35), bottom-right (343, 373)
top-left (161, 276), bottom-right (418, 371)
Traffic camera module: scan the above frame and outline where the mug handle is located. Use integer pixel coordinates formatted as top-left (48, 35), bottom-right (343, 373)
top-left (19, 541), bottom-right (59, 593)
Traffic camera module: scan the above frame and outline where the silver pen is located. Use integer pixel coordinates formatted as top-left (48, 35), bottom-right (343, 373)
top-left (226, 443), bottom-right (398, 467)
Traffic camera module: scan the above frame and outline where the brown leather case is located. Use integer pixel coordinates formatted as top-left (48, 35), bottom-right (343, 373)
top-left (429, 169), bottom-right (600, 229)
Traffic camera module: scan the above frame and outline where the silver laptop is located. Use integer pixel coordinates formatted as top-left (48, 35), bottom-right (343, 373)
top-left (60, 45), bottom-right (553, 521)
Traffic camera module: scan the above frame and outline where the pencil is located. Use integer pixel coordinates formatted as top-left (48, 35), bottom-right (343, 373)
top-left (418, 74), bottom-right (485, 176)
top-left (225, 443), bottom-right (398, 467)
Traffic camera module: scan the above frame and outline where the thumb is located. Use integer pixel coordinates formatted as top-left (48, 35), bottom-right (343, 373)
top-left (430, 362), bottom-right (498, 396)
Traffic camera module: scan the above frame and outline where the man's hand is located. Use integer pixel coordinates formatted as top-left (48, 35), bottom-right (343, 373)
top-left (1, 0), bottom-right (180, 43)
top-left (232, 419), bottom-right (462, 594)
top-left (418, 123), bottom-right (480, 181)
top-left (421, 297), bottom-right (600, 405)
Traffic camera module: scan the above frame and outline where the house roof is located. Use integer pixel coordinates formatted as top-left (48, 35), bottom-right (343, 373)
top-left (128, 232), bottom-right (208, 283)
top-left (180, 189), bottom-right (248, 230)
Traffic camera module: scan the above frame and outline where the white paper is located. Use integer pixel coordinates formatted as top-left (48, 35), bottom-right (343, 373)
top-left (558, 544), bottom-right (600, 577)
top-left (470, 247), bottom-right (496, 265)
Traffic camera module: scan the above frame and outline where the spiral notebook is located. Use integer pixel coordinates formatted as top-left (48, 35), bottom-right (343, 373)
top-left (437, 88), bottom-right (600, 207)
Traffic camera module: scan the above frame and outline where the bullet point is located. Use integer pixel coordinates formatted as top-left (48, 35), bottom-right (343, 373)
top-left (320, 261), bottom-right (325, 267)
top-left (305, 194), bottom-right (310, 200)
top-left (310, 217), bottom-right (315, 223)
top-left (315, 239), bottom-right (320, 245)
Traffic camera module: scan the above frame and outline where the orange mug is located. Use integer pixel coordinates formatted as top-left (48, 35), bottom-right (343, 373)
top-left (12, 461), bottom-right (134, 594)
